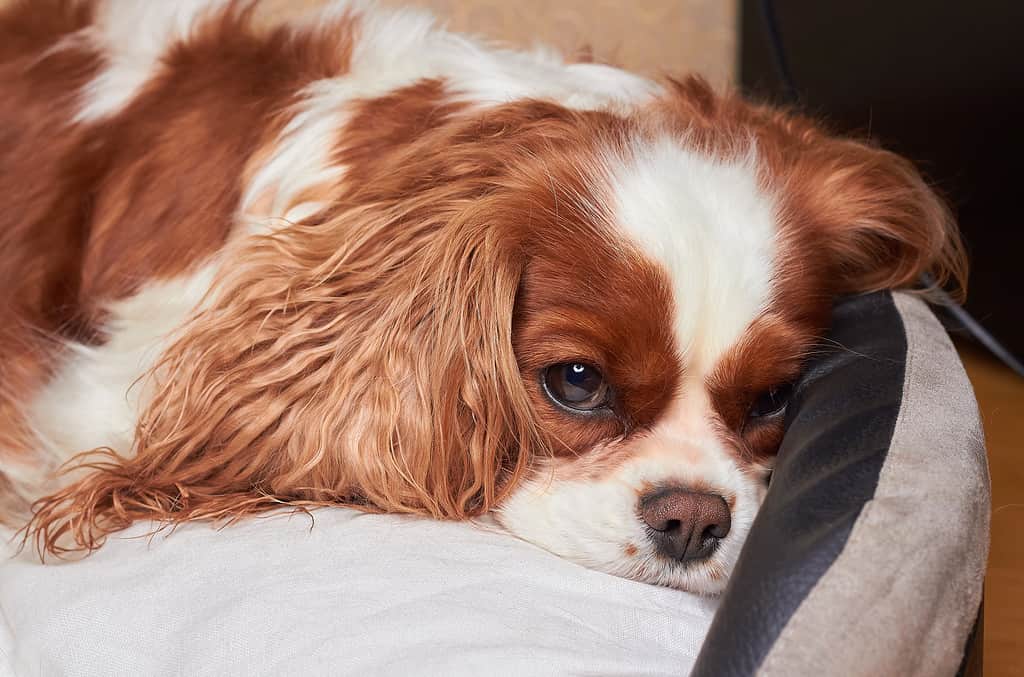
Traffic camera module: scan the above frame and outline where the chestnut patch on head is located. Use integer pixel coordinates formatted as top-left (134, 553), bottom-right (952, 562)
top-left (706, 313), bottom-right (815, 462)
top-left (512, 220), bottom-right (683, 457)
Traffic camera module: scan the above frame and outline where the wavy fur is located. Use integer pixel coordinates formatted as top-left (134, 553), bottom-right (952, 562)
top-left (7, 2), bottom-right (965, 573)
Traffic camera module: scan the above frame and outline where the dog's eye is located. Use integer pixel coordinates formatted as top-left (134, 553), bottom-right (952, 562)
top-left (748, 384), bottom-right (793, 420)
top-left (542, 362), bottom-right (610, 412)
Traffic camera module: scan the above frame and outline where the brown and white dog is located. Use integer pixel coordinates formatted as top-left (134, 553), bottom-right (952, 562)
top-left (0, 0), bottom-right (964, 593)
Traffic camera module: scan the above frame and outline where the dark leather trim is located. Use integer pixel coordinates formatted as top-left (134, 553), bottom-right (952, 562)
top-left (691, 291), bottom-right (908, 676)
top-left (956, 600), bottom-right (984, 677)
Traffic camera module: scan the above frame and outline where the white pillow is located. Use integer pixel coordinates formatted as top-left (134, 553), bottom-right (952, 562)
top-left (0, 510), bottom-right (715, 676)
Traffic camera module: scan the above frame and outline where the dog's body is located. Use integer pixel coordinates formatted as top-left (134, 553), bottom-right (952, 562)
top-left (1, 0), bottom-right (962, 593)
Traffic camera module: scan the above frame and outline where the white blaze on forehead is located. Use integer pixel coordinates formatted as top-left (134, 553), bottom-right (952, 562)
top-left (608, 138), bottom-right (778, 374)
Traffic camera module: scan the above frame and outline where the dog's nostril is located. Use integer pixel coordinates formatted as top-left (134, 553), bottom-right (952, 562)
top-left (639, 488), bottom-right (731, 562)
top-left (703, 523), bottom-right (728, 540)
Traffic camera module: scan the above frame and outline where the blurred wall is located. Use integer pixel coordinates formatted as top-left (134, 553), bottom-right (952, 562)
top-left (260, 0), bottom-right (738, 84)
top-left (0, 0), bottom-right (739, 84)
top-left (742, 0), bottom-right (1024, 354)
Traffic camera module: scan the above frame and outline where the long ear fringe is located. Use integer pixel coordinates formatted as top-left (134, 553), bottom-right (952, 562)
top-left (23, 199), bottom-right (543, 559)
top-left (818, 144), bottom-right (969, 304)
top-left (20, 448), bottom-right (298, 558)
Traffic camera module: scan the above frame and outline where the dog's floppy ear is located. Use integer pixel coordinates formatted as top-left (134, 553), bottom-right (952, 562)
top-left (26, 204), bottom-right (542, 557)
top-left (779, 134), bottom-right (967, 299)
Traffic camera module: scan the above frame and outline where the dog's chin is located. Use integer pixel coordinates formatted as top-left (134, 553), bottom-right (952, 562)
top-left (603, 544), bottom-right (739, 596)
top-left (505, 527), bottom-right (743, 596)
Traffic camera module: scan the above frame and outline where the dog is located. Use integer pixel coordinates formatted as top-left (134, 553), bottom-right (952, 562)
top-left (0, 0), bottom-right (964, 594)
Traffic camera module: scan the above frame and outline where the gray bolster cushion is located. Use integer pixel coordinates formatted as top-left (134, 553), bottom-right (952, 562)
top-left (692, 291), bottom-right (990, 677)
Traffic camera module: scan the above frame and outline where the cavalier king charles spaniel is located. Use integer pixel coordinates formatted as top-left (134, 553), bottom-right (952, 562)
top-left (0, 0), bottom-right (964, 594)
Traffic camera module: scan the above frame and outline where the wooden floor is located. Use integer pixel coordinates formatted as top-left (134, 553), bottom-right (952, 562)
top-left (959, 344), bottom-right (1024, 675)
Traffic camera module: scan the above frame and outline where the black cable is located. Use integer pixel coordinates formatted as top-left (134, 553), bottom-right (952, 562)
top-left (758, 0), bottom-right (1024, 378)
top-left (927, 279), bottom-right (1024, 378)
top-left (758, 0), bottom-right (799, 103)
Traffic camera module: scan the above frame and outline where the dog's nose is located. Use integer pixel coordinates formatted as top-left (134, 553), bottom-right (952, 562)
top-left (639, 488), bottom-right (731, 562)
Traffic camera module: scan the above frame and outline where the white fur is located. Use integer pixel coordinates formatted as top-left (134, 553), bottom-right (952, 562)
top-left (68, 0), bottom-right (659, 227)
top-left (499, 390), bottom-right (769, 594)
top-left (26, 266), bottom-right (217, 467)
top-left (498, 453), bottom-right (764, 594)
top-left (244, 1), bottom-right (660, 227)
top-left (610, 139), bottom-right (778, 372)
top-left (342, 2), bottom-right (660, 110)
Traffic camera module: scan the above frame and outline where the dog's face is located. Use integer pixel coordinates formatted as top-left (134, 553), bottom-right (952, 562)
top-left (497, 138), bottom-right (793, 593)
top-left (30, 79), bottom-right (963, 594)
top-left (475, 81), bottom-right (960, 593)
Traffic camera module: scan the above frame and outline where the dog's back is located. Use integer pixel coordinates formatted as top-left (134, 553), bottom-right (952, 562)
top-left (0, 0), bottom-right (655, 522)
top-left (0, 0), bottom-right (358, 516)
top-left (1, 0), bottom-right (110, 515)
top-left (3, 3), bottom-right (966, 595)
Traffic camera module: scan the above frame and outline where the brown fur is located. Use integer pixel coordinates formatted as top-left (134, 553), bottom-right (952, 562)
top-left (25, 95), bottom-right (642, 555)
top-left (658, 77), bottom-right (967, 464)
top-left (3, 2), bottom-right (965, 558)
top-left (0, 0), bottom-right (355, 518)
top-left (79, 3), bottom-right (356, 303)
top-left (0, 0), bottom-right (103, 511)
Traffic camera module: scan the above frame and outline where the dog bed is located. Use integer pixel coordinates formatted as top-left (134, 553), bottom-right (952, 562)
top-left (0, 292), bottom-right (988, 676)
top-left (0, 511), bottom-right (715, 676)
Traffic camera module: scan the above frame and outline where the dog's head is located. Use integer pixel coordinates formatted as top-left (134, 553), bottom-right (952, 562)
top-left (31, 77), bottom-right (963, 592)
